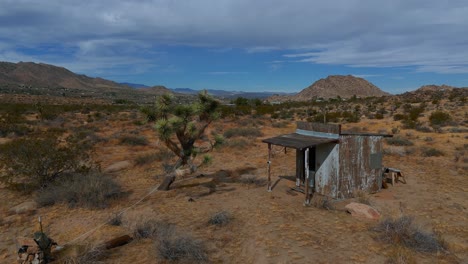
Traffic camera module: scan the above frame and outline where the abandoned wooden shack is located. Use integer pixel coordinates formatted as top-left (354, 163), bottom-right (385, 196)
top-left (262, 121), bottom-right (392, 204)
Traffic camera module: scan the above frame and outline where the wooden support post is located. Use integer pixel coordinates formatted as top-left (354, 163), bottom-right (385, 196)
top-left (267, 143), bottom-right (272, 192)
top-left (304, 148), bottom-right (310, 205)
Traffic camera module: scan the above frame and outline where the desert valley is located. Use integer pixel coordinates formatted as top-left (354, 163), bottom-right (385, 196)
top-left (0, 61), bottom-right (467, 263)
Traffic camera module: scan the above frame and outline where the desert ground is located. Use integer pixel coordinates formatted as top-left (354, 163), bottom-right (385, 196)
top-left (0, 95), bottom-right (467, 263)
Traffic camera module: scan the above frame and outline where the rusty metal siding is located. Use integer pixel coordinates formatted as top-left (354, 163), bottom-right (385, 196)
top-left (314, 143), bottom-right (340, 197)
top-left (337, 135), bottom-right (383, 199)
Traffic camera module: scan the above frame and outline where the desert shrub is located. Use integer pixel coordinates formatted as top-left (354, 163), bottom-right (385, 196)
top-left (213, 134), bottom-right (225, 147)
top-left (374, 216), bottom-right (445, 253)
top-left (223, 127), bottom-right (262, 138)
top-left (157, 234), bottom-right (208, 263)
top-left (0, 135), bottom-right (89, 190)
top-left (384, 146), bottom-right (415, 157)
top-left (119, 135), bottom-right (149, 146)
top-left (208, 211), bottom-right (232, 226)
top-left (60, 244), bottom-right (107, 264)
top-left (0, 122), bottom-right (32, 137)
top-left (224, 138), bottom-right (249, 149)
top-left (133, 219), bottom-right (176, 239)
top-left (448, 127), bottom-right (468, 133)
top-left (429, 111), bottom-right (452, 127)
top-left (415, 126), bottom-right (432, 133)
top-left (36, 172), bottom-right (123, 209)
top-left (420, 147), bottom-right (444, 157)
top-left (354, 190), bottom-right (371, 205)
top-left (393, 113), bottom-right (407, 121)
top-left (272, 121), bottom-right (289, 128)
top-left (386, 137), bottom-right (414, 146)
top-left (109, 214), bottom-right (123, 226)
top-left (134, 149), bottom-right (175, 165)
top-left (201, 154), bottom-right (213, 166)
top-left (239, 175), bottom-right (267, 187)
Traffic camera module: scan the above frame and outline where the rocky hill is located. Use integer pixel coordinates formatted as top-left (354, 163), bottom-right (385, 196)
top-left (0, 61), bottom-right (171, 103)
top-left (292, 75), bottom-right (389, 101)
top-left (398, 84), bottom-right (467, 102)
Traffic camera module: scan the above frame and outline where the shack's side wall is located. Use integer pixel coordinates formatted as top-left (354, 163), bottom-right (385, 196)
top-left (337, 135), bottom-right (383, 199)
top-left (314, 143), bottom-right (340, 197)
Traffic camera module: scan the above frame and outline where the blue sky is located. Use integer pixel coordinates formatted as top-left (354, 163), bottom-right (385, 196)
top-left (1, 0), bottom-right (468, 93)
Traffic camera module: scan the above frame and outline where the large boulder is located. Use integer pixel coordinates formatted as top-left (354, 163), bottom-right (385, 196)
top-left (103, 160), bottom-right (132, 173)
top-left (9, 201), bottom-right (37, 215)
top-left (345, 202), bottom-right (381, 220)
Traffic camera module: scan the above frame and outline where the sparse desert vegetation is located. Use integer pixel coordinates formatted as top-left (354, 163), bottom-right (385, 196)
top-left (0, 87), bottom-right (467, 263)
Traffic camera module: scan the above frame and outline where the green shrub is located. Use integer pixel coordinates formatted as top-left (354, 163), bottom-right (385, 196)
top-left (223, 127), bottom-right (263, 138)
top-left (212, 133), bottom-right (225, 148)
top-left (429, 111), bottom-right (452, 127)
top-left (119, 135), bottom-right (149, 146)
top-left (386, 137), bottom-right (414, 146)
top-left (0, 136), bottom-right (89, 190)
top-left (36, 172), bottom-right (123, 209)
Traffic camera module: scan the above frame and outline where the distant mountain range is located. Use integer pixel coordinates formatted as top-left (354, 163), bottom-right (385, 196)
top-left (0, 61), bottom-right (465, 103)
top-left (0, 61), bottom-right (170, 103)
top-left (171, 88), bottom-right (293, 99)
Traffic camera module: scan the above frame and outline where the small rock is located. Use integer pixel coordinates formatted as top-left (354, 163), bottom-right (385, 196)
top-left (9, 201), bottom-right (37, 215)
top-left (103, 160), bottom-right (132, 173)
top-left (188, 197), bottom-right (195, 202)
top-left (345, 202), bottom-right (381, 220)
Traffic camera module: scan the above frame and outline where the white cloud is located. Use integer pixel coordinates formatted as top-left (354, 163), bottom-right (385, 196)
top-left (0, 0), bottom-right (467, 74)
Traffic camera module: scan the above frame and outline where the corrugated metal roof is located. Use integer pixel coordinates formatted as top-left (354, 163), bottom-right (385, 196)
top-left (262, 133), bottom-right (338, 150)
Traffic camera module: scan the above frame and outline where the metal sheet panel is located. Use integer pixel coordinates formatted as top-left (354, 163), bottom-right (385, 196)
top-left (337, 135), bottom-right (383, 199)
top-left (262, 133), bottom-right (338, 150)
top-left (314, 143), bottom-right (340, 197)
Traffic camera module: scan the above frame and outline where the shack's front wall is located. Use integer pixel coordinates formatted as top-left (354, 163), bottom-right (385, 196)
top-left (314, 143), bottom-right (340, 197)
top-left (337, 135), bottom-right (383, 199)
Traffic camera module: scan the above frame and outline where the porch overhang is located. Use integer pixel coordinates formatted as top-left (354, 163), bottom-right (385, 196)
top-left (262, 133), bottom-right (339, 150)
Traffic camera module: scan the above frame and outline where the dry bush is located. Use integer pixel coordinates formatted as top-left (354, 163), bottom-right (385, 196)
top-left (354, 190), bottom-right (371, 205)
top-left (238, 175), bottom-right (267, 187)
top-left (224, 138), bottom-right (250, 149)
top-left (157, 234), bottom-right (208, 263)
top-left (373, 216), bottom-right (445, 253)
top-left (208, 211), bottom-right (232, 226)
top-left (119, 135), bottom-right (149, 146)
top-left (386, 246), bottom-right (416, 264)
top-left (133, 219), bottom-right (176, 240)
top-left (59, 244), bottom-right (107, 264)
top-left (128, 217), bottom-right (208, 262)
top-left (386, 137), bottom-right (414, 146)
top-left (36, 172), bottom-right (123, 209)
top-left (420, 147), bottom-right (444, 157)
top-left (383, 146), bottom-right (415, 157)
top-left (108, 213), bottom-right (122, 226)
top-left (0, 135), bottom-right (90, 190)
top-left (134, 149), bottom-right (175, 165)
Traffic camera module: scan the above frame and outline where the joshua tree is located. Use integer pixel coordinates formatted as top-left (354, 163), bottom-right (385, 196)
top-left (147, 91), bottom-right (220, 189)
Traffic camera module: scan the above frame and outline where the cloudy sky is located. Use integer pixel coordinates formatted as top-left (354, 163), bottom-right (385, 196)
top-left (1, 0), bottom-right (467, 93)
